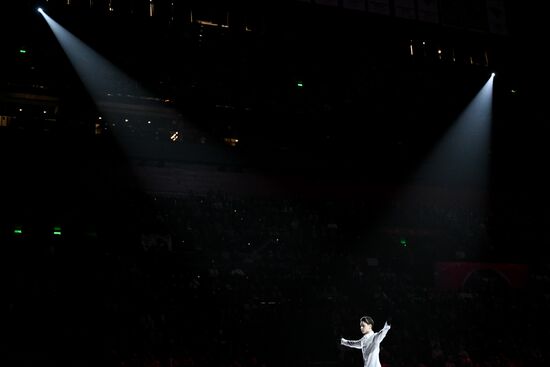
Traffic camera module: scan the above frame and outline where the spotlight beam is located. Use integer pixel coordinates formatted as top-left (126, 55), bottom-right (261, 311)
top-left (412, 74), bottom-right (494, 189)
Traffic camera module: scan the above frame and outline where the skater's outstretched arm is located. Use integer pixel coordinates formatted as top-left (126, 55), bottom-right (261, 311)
top-left (341, 337), bottom-right (363, 349)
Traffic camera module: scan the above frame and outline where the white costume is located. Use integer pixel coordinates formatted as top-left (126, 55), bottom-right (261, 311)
top-left (341, 322), bottom-right (391, 367)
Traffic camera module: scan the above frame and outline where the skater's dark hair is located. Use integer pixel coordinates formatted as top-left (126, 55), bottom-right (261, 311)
top-left (360, 316), bottom-right (374, 326)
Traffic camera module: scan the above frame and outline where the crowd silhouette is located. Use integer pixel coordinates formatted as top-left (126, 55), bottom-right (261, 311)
top-left (4, 185), bottom-right (549, 367)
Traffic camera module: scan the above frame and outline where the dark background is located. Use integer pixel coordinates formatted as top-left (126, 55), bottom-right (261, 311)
top-left (1, 1), bottom-right (549, 366)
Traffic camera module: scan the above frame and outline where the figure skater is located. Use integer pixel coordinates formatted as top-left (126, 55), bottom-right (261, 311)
top-left (341, 316), bottom-right (391, 367)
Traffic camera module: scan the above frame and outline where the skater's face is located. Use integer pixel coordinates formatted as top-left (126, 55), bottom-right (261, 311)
top-left (360, 321), bottom-right (372, 334)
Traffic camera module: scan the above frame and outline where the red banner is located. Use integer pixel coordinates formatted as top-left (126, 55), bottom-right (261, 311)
top-left (435, 262), bottom-right (529, 290)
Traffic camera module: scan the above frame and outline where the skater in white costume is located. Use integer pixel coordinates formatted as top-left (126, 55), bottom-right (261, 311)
top-left (341, 316), bottom-right (391, 367)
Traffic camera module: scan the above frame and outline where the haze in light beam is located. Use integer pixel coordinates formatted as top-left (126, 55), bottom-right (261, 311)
top-left (413, 74), bottom-right (494, 189)
top-left (39, 11), bottom-right (147, 103)
top-left (361, 74), bottom-right (494, 261)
